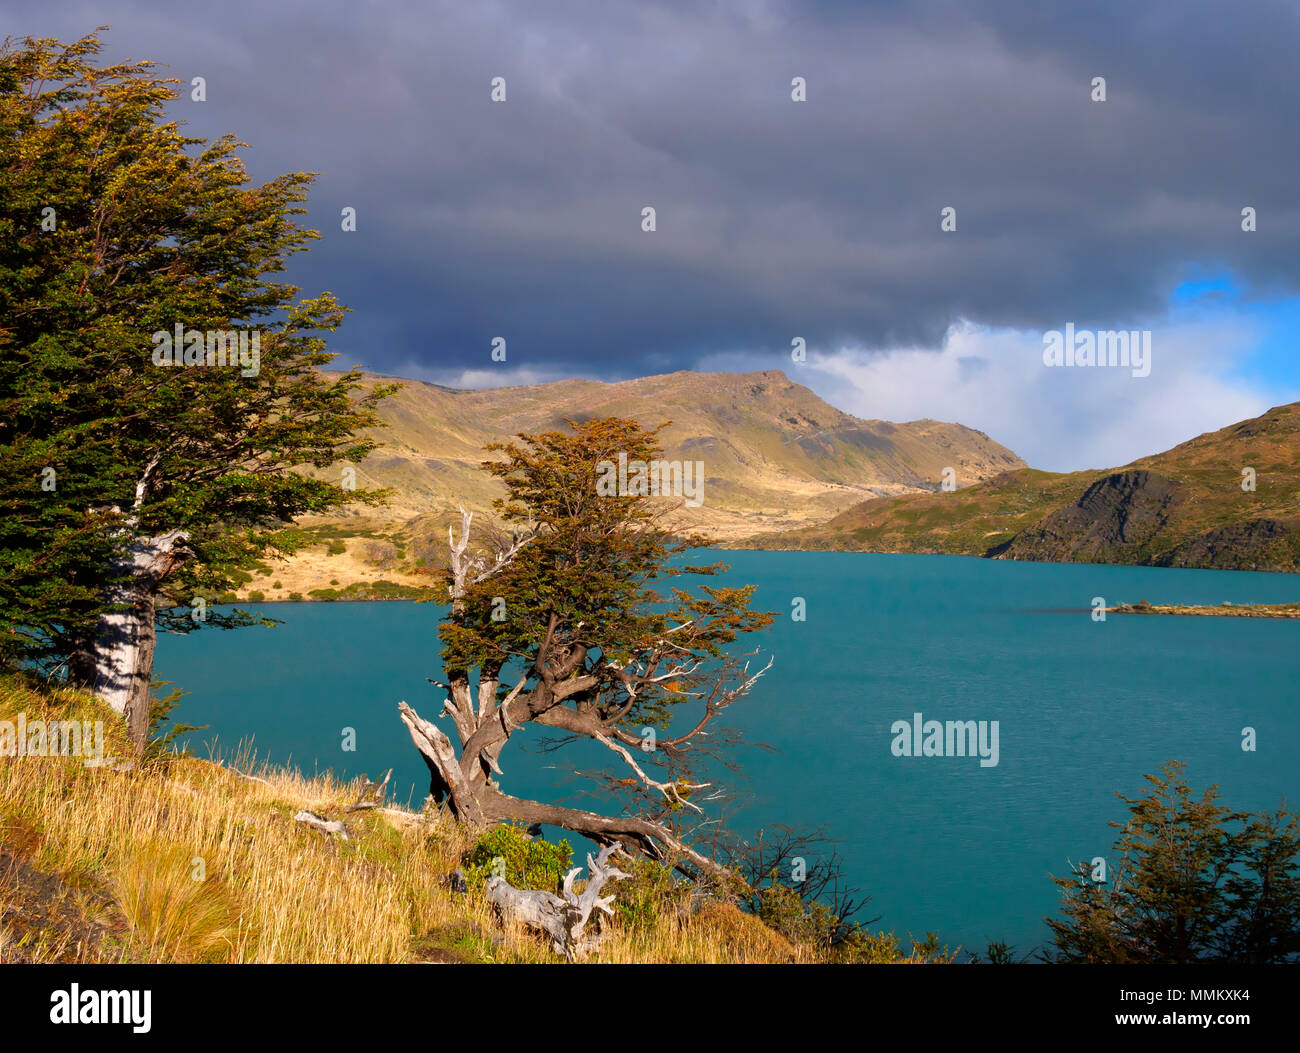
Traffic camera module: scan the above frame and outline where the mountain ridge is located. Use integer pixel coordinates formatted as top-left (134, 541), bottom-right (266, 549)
top-left (738, 402), bottom-right (1300, 574)
top-left (249, 368), bottom-right (1024, 598)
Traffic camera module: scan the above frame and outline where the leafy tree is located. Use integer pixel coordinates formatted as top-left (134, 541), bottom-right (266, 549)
top-left (1049, 761), bottom-right (1300, 963)
top-left (0, 30), bottom-right (393, 749)
top-left (400, 417), bottom-right (774, 879)
top-left (1217, 806), bottom-right (1300, 963)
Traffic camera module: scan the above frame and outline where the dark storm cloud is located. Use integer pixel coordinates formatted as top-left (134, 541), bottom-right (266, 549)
top-left (5, 0), bottom-right (1299, 377)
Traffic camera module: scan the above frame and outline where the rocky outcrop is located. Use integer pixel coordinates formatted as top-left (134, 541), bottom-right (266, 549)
top-left (988, 470), bottom-right (1182, 563)
top-left (1153, 518), bottom-right (1299, 572)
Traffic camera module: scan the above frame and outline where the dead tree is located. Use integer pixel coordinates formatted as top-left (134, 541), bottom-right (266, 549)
top-left (485, 844), bottom-right (631, 959)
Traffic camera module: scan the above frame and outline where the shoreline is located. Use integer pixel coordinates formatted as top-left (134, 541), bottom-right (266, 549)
top-left (1108, 601), bottom-right (1300, 619)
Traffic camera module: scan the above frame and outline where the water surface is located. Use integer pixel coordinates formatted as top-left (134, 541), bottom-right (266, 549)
top-left (156, 552), bottom-right (1300, 955)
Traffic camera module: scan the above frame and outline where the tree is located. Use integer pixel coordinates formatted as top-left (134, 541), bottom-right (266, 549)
top-left (399, 417), bottom-right (774, 879)
top-left (0, 30), bottom-right (393, 749)
top-left (1049, 761), bottom-right (1300, 963)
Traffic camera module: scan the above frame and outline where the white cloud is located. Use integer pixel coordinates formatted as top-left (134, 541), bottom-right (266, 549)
top-left (701, 318), bottom-right (1287, 472)
top-left (383, 361), bottom-right (578, 390)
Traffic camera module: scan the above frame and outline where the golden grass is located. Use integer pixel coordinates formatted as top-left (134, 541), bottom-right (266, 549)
top-left (0, 674), bottom-right (917, 964)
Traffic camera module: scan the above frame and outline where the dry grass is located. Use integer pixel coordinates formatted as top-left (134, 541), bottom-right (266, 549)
top-left (0, 674), bottom-right (917, 964)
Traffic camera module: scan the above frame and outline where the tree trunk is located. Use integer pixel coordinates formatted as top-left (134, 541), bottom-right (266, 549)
top-left (482, 785), bottom-right (733, 880)
top-left (398, 700), bottom-right (733, 881)
top-left (77, 529), bottom-right (189, 754)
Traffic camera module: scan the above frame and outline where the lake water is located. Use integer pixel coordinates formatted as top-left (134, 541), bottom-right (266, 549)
top-left (155, 551), bottom-right (1299, 956)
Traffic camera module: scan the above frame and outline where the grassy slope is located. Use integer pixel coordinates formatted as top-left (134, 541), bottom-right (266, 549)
top-left (0, 676), bottom-right (944, 964)
top-left (740, 403), bottom-right (1300, 574)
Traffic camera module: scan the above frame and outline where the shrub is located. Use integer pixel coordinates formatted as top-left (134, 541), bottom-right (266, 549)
top-left (757, 882), bottom-right (841, 948)
top-left (614, 858), bottom-right (683, 933)
top-left (462, 824), bottom-right (572, 894)
top-left (831, 927), bottom-right (958, 963)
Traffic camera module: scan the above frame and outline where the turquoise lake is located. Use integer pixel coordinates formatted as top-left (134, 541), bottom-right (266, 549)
top-left (155, 551), bottom-right (1299, 956)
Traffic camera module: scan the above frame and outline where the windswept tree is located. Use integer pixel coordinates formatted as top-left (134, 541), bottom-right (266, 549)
top-left (400, 417), bottom-right (774, 878)
top-left (0, 30), bottom-right (393, 748)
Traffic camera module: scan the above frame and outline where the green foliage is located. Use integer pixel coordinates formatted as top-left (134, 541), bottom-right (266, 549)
top-left (143, 681), bottom-right (207, 763)
top-left (1049, 761), bottom-right (1300, 963)
top-left (0, 29), bottom-right (396, 675)
top-left (756, 882), bottom-right (843, 949)
top-left (979, 938), bottom-right (1016, 964)
top-left (462, 824), bottom-right (572, 894)
top-left (828, 927), bottom-right (958, 963)
top-left (614, 858), bottom-right (684, 933)
top-left (303, 580), bottom-right (432, 602)
top-left (440, 416), bottom-right (774, 755)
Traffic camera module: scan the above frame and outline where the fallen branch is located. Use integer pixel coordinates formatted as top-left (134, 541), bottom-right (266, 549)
top-left (294, 810), bottom-right (350, 840)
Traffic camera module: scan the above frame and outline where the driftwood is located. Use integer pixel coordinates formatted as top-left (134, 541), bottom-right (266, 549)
top-left (294, 810), bottom-right (350, 840)
top-left (485, 844), bottom-right (630, 959)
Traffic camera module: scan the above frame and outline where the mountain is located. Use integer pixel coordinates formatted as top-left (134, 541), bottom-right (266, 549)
top-left (245, 369), bottom-right (1023, 599)
top-left (741, 403), bottom-right (1300, 573)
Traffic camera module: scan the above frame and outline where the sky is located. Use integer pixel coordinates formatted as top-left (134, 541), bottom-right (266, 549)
top-left (5, 0), bottom-right (1300, 471)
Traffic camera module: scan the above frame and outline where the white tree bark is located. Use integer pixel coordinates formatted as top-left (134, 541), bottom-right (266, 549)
top-left (86, 528), bottom-right (188, 716)
top-left (78, 455), bottom-right (190, 752)
top-left (485, 844), bottom-right (631, 959)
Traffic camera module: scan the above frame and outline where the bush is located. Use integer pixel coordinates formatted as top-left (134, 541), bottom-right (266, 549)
top-left (462, 824), bottom-right (572, 894)
top-left (831, 927), bottom-right (958, 963)
top-left (247, 591), bottom-right (265, 603)
top-left (614, 858), bottom-right (684, 933)
top-left (757, 882), bottom-right (841, 948)
top-left (357, 539), bottom-right (400, 568)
